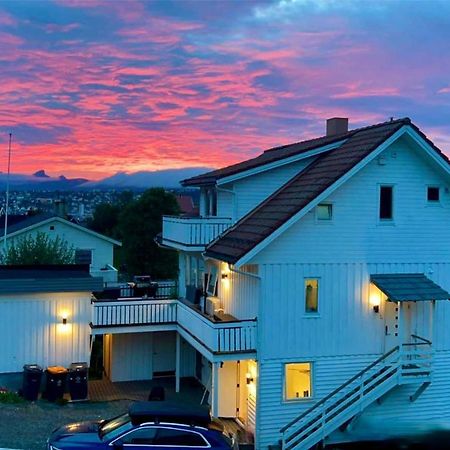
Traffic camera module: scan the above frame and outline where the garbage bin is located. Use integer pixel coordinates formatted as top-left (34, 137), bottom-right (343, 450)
top-left (68, 362), bottom-right (88, 401)
top-left (22, 364), bottom-right (43, 401)
top-left (46, 366), bottom-right (68, 402)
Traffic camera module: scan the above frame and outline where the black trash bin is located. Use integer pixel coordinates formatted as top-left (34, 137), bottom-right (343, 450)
top-left (46, 366), bottom-right (68, 402)
top-left (68, 362), bottom-right (88, 401)
top-left (22, 364), bottom-right (43, 401)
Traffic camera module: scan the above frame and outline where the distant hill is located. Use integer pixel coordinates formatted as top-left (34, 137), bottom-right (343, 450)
top-left (83, 167), bottom-right (213, 189)
top-left (0, 167), bottom-right (212, 190)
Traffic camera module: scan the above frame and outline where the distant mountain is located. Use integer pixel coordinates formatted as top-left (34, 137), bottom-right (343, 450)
top-left (0, 172), bottom-right (88, 190)
top-left (0, 167), bottom-right (212, 190)
top-left (33, 170), bottom-right (49, 178)
top-left (85, 167), bottom-right (213, 189)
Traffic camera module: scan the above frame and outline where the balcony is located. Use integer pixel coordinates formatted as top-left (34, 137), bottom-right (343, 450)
top-left (161, 216), bottom-right (232, 251)
top-left (91, 296), bottom-right (257, 357)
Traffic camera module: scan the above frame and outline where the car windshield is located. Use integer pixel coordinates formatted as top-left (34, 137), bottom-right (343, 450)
top-left (99, 413), bottom-right (132, 440)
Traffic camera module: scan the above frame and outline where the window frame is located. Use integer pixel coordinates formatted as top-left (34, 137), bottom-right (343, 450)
top-left (316, 203), bottom-right (333, 222)
top-left (304, 277), bottom-right (320, 316)
top-left (378, 184), bottom-right (395, 223)
top-left (426, 185), bottom-right (441, 204)
top-left (283, 361), bottom-right (314, 402)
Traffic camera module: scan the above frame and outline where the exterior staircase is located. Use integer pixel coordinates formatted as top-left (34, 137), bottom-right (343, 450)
top-left (280, 336), bottom-right (432, 450)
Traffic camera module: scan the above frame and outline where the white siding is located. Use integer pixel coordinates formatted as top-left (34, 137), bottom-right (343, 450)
top-left (220, 157), bottom-right (316, 223)
top-left (8, 220), bottom-right (115, 274)
top-left (218, 264), bottom-right (259, 320)
top-left (108, 332), bottom-right (153, 382)
top-left (251, 138), bottom-right (450, 447)
top-left (255, 137), bottom-right (450, 264)
top-left (0, 291), bottom-right (91, 373)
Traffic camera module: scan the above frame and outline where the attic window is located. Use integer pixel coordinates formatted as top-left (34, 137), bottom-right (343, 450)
top-left (379, 186), bottom-right (393, 220)
top-left (427, 186), bottom-right (440, 202)
top-left (317, 204), bottom-right (332, 220)
top-left (49, 225), bottom-right (55, 231)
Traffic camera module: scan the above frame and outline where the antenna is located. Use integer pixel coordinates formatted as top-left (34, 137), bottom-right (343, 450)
top-left (3, 133), bottom-right (12, 252)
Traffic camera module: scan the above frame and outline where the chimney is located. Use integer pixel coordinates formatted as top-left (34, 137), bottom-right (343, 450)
top-left (326, 117), bottom-right (349, 136)
top-left (54, 199), bottom-right (67, 218)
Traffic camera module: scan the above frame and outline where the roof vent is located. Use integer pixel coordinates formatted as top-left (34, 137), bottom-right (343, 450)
top-left (326, 117), bottom-right (349, 136)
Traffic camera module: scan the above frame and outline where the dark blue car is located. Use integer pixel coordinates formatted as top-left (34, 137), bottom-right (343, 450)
top-left (47, 401), bottom-right (234, 450)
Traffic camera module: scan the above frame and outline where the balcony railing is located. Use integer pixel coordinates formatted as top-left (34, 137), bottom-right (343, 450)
top-left (177, 301), bottom-right (257, 353)
top-left (91, 297), bottom-right (257, 354)
top-left (162, 216), bottom-right (232, 249)
top-left (92, 299), bottom-right (177, 327)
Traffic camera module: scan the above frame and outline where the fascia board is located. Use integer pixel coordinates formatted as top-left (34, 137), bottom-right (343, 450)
top-left (217, 140), bottom-right (347, 186)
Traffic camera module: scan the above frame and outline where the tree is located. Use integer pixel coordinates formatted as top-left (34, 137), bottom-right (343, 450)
top-left (117, 188), bottom-right (180, 278)
top-left (0, 232), bottom-right (75, 265)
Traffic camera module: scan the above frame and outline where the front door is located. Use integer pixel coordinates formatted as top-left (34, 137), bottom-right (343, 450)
top-left (384, 300), bottom-right (399, 351)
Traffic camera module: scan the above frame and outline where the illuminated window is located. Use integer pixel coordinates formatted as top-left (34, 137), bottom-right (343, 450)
top-left (285, 362), bottom-right (312, 400)
top-left (305, 279), bottom-right (319, 313)
top-left (317, 204), bottom-right (332, 220)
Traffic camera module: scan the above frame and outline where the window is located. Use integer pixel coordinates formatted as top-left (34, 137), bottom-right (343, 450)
top-left (427, 186), bottom-right (440, 202)
top-left (285, 362), bottom-right (312, 400)
top-left (305, 279), bottom-right (319, 313)
top-left (379, 186), bottom-right (393, 220)
top-left (317, 204), bottom-right (332, 220)
top-left (75, 249), bottom-right (92, 265)
top-left (121, 427), bottom-right (157, 445)
top-left (153, 427), bottom-right (209, 447)
top-left (206, 265), bottom-right (218, 296)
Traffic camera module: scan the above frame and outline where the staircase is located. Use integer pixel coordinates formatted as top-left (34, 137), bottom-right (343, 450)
top-left (280, 337), bottom-right (433, 450)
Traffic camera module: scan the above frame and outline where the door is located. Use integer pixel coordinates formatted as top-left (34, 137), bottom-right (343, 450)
top-left (218, 361), bottom-right (239, 418)
top-left (402, 301), bottom-right (418, 343)
top-left (384, 300), bottom-right (399, 351)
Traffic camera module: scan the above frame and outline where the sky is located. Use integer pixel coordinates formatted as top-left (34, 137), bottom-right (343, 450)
top-left (1, 0), bottom-right (450, 180)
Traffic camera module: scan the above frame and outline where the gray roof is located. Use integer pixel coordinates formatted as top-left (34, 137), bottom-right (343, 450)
top-left (0, 213), bottom-right (53, 235)
top-left (205, 119), bottom-right (410, 264)
top-left (0, 265), bottom-right (103, 294)
top-left (371, 274), bottom-right (450, 302)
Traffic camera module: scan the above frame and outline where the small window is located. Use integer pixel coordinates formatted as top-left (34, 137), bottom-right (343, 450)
top-left (379, 186), bottom-right (393, 220)
top-left (285, 362), bottom-right (312, 400)
top-left (317, 204), bottom-right (332, 220)
top-left (49, 225), bottom-right (55, 231)
top-left (427, 186), bottom-right (440, 202)
top-left (305, 279), bottom-right (319, 313)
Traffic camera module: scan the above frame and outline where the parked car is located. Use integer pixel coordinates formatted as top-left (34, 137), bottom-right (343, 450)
top-left (47, 401), bottom-right (234, 449)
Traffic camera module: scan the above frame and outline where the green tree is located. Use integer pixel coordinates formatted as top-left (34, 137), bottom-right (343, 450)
top-left (117, 188), bottom-right (180, 278)
top-left (1, 232), bottom-right (75, 265)
top-left (87, 203), bottom-right (121, 238)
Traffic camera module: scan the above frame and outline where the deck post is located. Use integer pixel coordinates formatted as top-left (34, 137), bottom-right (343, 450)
top-left (211, 362), bottom-right (220, 417)
top-left (175, 332), bottom-right (181, 393)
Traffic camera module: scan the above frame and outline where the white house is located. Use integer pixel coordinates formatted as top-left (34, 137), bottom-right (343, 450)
top-left (0, 265), bottom-right (103, 374)
top-left (1, 214), bottom-right (121, 282)
top-left (93, 117), bottom-right (450, 449)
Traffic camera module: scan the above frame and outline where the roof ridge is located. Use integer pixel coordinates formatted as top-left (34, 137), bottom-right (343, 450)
top-left (183, 117), bottom-right (411, 186)
top-left (263, 117), bottom-right (410, 154)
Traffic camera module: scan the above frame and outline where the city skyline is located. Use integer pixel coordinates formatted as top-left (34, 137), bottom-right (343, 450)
top-left (1, 0), bottom-right (450, 179)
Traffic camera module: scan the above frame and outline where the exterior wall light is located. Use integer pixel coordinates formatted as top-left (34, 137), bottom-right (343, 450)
top-left (62, 317), bottom-right (67, 325)
top-left (373, 305), bottom-right (380, 314)
top-left (221, 273), bottom-right (228, 280)
top-left (369, 285), bottom-right (382, 314)
top-left (246, 372), bottom-right (254, 385)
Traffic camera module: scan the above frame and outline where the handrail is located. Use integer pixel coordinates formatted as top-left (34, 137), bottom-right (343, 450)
top-left (163, 215), bottom-right (232, 221)
top-left (280, 346), bottom-right (399, 433)
top-left (411, 334), bottom-right (432, 345)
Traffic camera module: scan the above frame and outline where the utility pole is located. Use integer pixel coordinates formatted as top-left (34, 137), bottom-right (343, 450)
top-left (3, 133), bottom-right (12, 252)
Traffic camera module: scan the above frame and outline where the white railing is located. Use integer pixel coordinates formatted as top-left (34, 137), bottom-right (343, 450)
top-left (177, 301), bottom-right (257, 353)
top-left (91, 298), bottom-right (257, 354)
top-left (281, 338), bottom-right (432, 450)
top-left (92, 299), bottom-right (177, 327)
top-left (162, 216), bottom-right (232, 247)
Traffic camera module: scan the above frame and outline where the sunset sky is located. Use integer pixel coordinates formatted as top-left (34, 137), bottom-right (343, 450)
top-left (1, 0), bottom-right (450, 180)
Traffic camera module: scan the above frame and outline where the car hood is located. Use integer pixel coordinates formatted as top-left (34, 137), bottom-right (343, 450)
top-left (49, 420), bottom-right (103, 444)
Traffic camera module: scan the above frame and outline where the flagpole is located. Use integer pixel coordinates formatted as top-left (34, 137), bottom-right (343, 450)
top-left (3, 133), bottom-right (12, 252)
